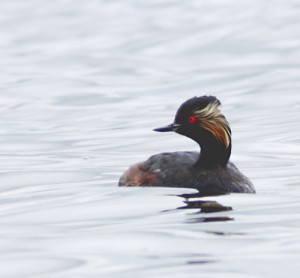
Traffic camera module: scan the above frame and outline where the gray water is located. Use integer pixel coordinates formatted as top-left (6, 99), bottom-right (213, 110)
top-left (1, 0), bottom-right (300, 277)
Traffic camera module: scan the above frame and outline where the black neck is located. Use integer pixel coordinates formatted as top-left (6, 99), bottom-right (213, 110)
top-left (194, 133), bottom-right (231, 168)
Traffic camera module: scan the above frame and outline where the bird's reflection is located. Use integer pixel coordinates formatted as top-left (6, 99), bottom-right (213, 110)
top-left (175, 192), bottom-right (233, 223)
top-left (186, 216), bottom-right (233, 223)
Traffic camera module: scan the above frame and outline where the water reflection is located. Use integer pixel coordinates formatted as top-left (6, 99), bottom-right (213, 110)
top-left (205, 231), bottom-right (245, 236)
top-left (175, 192), bottom-right (233, 223)
top-left (177, 192), bottom-right (232, 212)
top-left (187, 259), bottom-right (217, 265)
top-left (186, 216), bottom-right (234, 224)
top-left (177, 199), bottom-right (232, 213)
top-left (179, 192), bottom-right (230, 198)
top-left (162, 192), bottom-right (233, 223)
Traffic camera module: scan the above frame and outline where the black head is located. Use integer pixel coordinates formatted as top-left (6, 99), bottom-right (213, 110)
top-left (154, 96), bottom-right (232, 167)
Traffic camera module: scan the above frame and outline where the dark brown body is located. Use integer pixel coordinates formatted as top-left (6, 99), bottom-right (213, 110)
top-left (119, 151), bottom-right (255, 194)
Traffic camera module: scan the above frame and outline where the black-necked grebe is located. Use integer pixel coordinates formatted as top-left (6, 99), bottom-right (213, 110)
top-left (119, 96), bottom-right (255, 194)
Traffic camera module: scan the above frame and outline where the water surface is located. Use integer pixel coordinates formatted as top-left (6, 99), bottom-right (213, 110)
top-left (0, 0), bottom-right (300, 277)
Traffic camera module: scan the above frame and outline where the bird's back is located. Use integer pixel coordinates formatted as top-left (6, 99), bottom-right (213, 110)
top-left (119, 151), bottom-right (255, 194)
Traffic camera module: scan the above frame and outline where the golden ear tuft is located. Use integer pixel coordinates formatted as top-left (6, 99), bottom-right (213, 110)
top-left (193, 101), bottom-right (231, 148)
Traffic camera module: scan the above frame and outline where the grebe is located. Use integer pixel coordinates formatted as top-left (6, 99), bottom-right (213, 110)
top-left (119, 96), bottom-right (255, 195)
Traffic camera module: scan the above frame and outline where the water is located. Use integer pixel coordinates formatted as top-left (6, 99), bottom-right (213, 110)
top-left (1, 0), bottom-right (300, 277)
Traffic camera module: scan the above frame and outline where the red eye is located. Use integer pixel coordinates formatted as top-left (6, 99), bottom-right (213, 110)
top-left (188, 116), bottom-right (196, 124)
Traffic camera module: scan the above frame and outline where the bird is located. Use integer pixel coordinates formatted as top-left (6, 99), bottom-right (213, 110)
top-left (119, 96), bottom-right (255, 195)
